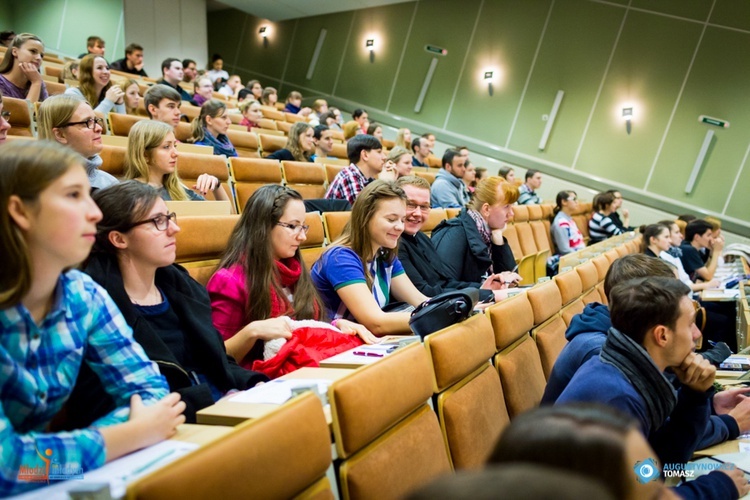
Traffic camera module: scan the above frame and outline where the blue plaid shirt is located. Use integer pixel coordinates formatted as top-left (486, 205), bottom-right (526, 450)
top-left (0, 270), bottom-right (169, 496)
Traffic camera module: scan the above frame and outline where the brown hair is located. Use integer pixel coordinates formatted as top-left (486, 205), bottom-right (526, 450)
top-left (395, 175), bottom-right (431, 191)
top-left (78, 55), bottom-right (113, 107)
top-left (190, 99), bottom-right (227, 143)
top-left (603, 253), bottom-right (676, 300)
top-left (0, 33), bottom-right (44, 74)
top-left (0, 140), bottom-right (85, 307)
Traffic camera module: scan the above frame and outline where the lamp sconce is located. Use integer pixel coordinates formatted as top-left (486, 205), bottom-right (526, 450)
top-left (366, 39), bottom-right (375, 63)
top-left (259, 26), bottom-right (269, 48)
top-left (622, 107), bottom-right (633, 134)
top-left (484, 71), bottom-right (494, 96)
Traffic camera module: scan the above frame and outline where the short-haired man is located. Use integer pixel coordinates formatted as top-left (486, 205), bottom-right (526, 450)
top-left (218, 75), bottom-right (243, 98)
top-left (182, 59), bottom-right (197, 83)
top-left (311, 125), bottom-right (334, 162)
top-left (396, 176), bottom-right (514, 302)
top-left (411, 137), bottom-right (430, 168)
top-left (110, 43), bottom-right (148, 77)
top-left (430, 149), bottom-right (468, 208)
top-left (558, 277), bottom-right (744, 499)
top-left (352, 108), bottom-right (368, 134)
top-left (144, 84), bottom-right (182, 129)
top-left (517, 169), bottom-right (542, 204)
top-left (325, 135), bottom-right (394, 205)
top-left (157, 58), bottom-right (192, 101)
top-left (79, 36), bottom-right (105, 58)
top-left (680, 219), bottom-right (724, 282)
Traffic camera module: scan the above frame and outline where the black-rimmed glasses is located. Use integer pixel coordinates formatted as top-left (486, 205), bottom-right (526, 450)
top-left (126, 212), bottom-right (177, 232)
top-left (61, 117), bottom-right (105, 130)
top-left (276, 221), bottom-right (310, 235)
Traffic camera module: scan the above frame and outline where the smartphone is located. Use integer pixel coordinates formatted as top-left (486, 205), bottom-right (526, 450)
top-left (719, 361), bottom-right (750, 371)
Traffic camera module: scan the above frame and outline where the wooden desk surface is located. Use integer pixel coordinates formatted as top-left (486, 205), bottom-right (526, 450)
top-left (694, 438), bottom-right (750, 457)
top-left (171, 423), bottom-right (234, 445)
top-left (196, 367), bottom-right (353, 426)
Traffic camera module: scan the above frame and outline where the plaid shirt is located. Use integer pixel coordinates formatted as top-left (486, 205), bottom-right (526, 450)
top-left (325, 164), bottom-right (372, 205)
top-left (0, 270), bottom-right (168, 496)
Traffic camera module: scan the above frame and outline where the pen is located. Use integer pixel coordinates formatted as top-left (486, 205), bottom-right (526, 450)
top-left (353, 351), bottom-right (384, 357)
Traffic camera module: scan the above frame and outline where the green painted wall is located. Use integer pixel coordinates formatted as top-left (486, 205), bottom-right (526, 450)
top-left (9, 0), bottom-right (123, 58)
top-left (208, 0), bottom-right (750, 235)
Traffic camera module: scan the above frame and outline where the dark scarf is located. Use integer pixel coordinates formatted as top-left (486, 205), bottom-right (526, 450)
top-left (600, 327), bottom-right (677, 431)
top-left (201, 128), bottom-right (237, 157)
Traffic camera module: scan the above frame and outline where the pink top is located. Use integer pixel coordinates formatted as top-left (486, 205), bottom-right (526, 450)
top-left (206, 264), bottom-right (247, 344)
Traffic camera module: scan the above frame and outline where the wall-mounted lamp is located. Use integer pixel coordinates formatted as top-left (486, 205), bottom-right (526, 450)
top-left (259, 26), bottom-right (269, 48)
top-left (484, 71), bottom-right (494, 96)
top-left (622, 106), bottom-right (633, 134)
top-left (366, 38), bottom-right (375, 63)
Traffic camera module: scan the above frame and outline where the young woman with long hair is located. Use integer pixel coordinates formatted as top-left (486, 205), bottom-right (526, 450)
top-left (589, 191), bottom-right (624, 244)
top-left (207, 185), bottom-right (375, 367)
top-left (394, 128), bottom-right (411, 150)
top-left (266, 121), bottom-right (315, 162)
top-left (551, 190), bottom-right (585, 255)
top-left (0, 141), bottom-right (184, 496)
top-left (116, 77), bottom-right (141, 115)
top-left (0, 33), bottom-right (47, 102)
top-left (65, 54), bottom-right (124, 115)
top-left (190, 99), bottom-right (237, 157)
top-left (387, 146), bottom-right (413, 178)
top-left (125, 119), bottom-right (230, 203)
top-left (312, 180), bottom-right (429, 335)
top-left (261, 86), bottom-right (277, 107)
top-left (76, 181), bottom-right (266, 422)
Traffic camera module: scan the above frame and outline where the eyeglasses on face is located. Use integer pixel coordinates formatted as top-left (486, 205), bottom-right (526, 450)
top-left (276, 221), bottom-right (310, 235)
top-left (406, 201), bottom-right (431, 214)
top-left (126, 212), bottom-right (177, 232)
top-left (1, 111), bottom-right (10, 120)
top-left (61, 117), bottom-right (105, 130)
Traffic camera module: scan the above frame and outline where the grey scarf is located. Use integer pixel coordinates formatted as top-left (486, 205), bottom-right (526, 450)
top-left (600, 327), bottom-right (677, 431)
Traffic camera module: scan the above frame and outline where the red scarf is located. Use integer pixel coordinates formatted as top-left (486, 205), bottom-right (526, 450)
top-left (271, 258), bottom-right (319, 320)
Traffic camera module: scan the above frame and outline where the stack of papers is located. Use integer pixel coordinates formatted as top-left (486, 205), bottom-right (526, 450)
top-left (229, 379), bottom-right (332, 405)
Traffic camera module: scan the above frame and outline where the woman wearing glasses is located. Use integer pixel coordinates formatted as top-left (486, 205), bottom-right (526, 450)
top-left (0, 142), bottom-right (185, 496)
top-left (65, 54), bottom-right (125, 115)
top-left (551, 190), bottom-right (585, 256)
top-left (76, 181), bottom-right (267, 423)
top-left (207, 185), bottom-right (377, 368)
top-left (126, 119), bottom-right (231, 203)
top-left (38, 94), bottom-right (118, 190)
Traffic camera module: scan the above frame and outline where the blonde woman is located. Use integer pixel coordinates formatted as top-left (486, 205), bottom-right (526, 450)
top-left (386, 146), bottom-right (413, 178)
top-left (65, 54), bottom-right (124, 114)
top-left (190, 99), bottom-right (238, 157)
top-left (394, 128), bottom-right (411, 149)
top-left (267, 121), bottom-right (315, 162)
top-left (125, 119), bottom-right (229, 203)
top-left (116, 78), bottom-right (141, 115)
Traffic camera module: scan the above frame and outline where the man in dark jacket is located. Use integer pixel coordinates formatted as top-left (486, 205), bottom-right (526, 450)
top-left (395, 176), bottom-right (518, 302)
top-left (558, 277), bottom-right (747, 500)
top-left (62, 253), bottom-right (267, 426)
top-left (544, 255), bottom-right (750, 450)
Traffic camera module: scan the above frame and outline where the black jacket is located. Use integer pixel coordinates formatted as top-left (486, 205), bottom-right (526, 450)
top-left (65, 253), bottom-right (267, 425)
top-left (431, 209), bottom-right (516, 284)
top-left (398, 231), bottom-right (492, 300)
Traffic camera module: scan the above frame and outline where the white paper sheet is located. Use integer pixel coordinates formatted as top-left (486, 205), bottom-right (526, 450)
top-left (229, 378), bottom-right (332, 404)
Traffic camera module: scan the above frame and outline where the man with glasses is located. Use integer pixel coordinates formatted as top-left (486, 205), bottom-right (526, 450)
top-left (395, 176), bottom-right (507, 302)
top-left (38, 94), bottom-right (117, 190)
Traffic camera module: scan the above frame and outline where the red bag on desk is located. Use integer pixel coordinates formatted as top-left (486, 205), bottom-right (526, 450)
top-left (251, 324), bottom-right (363, 379)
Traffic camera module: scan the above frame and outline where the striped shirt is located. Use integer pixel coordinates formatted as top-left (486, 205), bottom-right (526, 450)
top-left (588, 212), bottom-right (623, 244)
top-left (0, 270), bottom-right (168, 496)
top-left (517, 184), bottom-right (541, 205)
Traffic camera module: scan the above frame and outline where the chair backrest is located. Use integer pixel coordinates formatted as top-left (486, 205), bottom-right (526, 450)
top-left (515, 222), bottom-right (538, 257)
top-left (573, 214), bottom-right (589, 239)
top-left (530, 220), bottom-right (551, 252)
top-left (174, 122), bottom-right (192, 142)
top-left (300, 212), bottom-right (326, 269)
top-left (446, 208), bottom-right (461, 219)
top-left (109, 112), bottom-right (146, 136)
top-left (540, 204), bottom-right (554, 220)
top-left (425, 314), bottom-right (509, 469)
top-left (576, 261), bottom-right (599, 292)
top-left (554, 269), bottom-right (583, 306)
top-left (276, 120), bottom-right (292, 134)
top-left (330, 142), bottom-right (347, 160)
top-left (4, 97), bottom-right (33, 137)
top-left (261, 107), bottom-right (286, 121)
top-left (531, 312), bottom-right (569, 380)
top-left (322, 211), bottom-right (351, 242)
top-left (127, 393), bottom-right (333, 500)
top-left (493, 334), bottom-right (546, 419)
top-left (285, 112), bottom-right (306, 123)
top-left (176, 153), bottom-right (232, 203)
top-left (180, 103), bottom-right (200, 120)
top-left (527, 280), bottom-right (562, 327)
top-left (512, 205), bottom-right (529, 223)
top-left (560, 298), bottom-right (585, 327)
top-left (421, 208), bottom-right (447, 235)
top-left (527, 204), bottom-right (543, 221)
top-left (604, 248), bottom-right (620, 264)
top-left (257, 117), bottom-right (277, 130)
top-left (259, 133), bottom-right (287, 155)
top-left (99, 144), bottom-right (127, 177)
top-left (226, 129), bottom-right (260, 157)
top-left (592, 255), bottom-right (610, 282)
top-left (487, 293), bottom-right (534, 351)
top-left (175, 215), bottom-right (239, 286)
top-left (502, 224), bottom-right (523, 261)
top-left (230, 157), bottom-right (283, 211)
top-left (330, 344), bottom-right (451, 498)
top-left (414, 171), bottom-right (436, 185)
top-left (324, 164), bottom-right (344, 184)
top-left (46, 81), bottom-right (66, 96)
top-left (282, 161), bottom-right (326, 199)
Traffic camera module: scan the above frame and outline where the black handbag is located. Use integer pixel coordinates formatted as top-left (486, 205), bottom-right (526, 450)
top-left (408, 288), bottom-right (479, 339)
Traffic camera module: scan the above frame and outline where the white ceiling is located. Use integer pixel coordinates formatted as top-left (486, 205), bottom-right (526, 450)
top-left (206, 0), bottom-right (415, 21)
